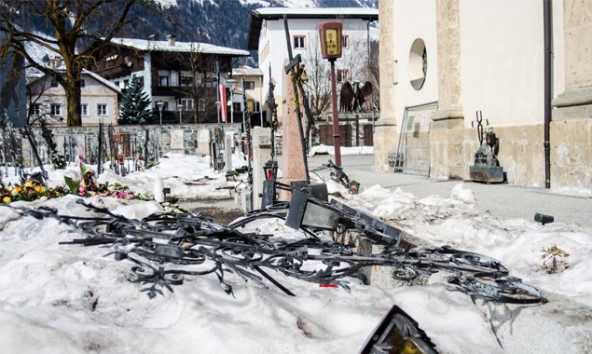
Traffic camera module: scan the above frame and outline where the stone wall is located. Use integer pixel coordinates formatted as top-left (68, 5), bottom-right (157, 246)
top-left (429, 126), bottom-right (467, 180)
top-left (425, 124), bottom-right (547, 186)
top-left (379, 120), bottom-right (590, 193)
top-left (494, 125), bottom-right (546, 187)
top-left (551, 119), bottom-right (592, 193)
top-left (374, 0), bottom-right (398, 172)
top-left (374, 125), bottom-right (399, 172)
top-left (12, 123), bottom-right (241, 169)
top-left (419, 121), bottom-right (592, 193)
top-left (563, 0), bottom-right (592, 89)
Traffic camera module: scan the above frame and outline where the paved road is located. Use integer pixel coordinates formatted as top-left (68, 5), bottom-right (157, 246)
top-left (308, 154), bottom-right (592, 229)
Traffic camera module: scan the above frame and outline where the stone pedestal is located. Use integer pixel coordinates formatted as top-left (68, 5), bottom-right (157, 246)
top-left (280, 65), bottom-right (308, 200)
top-left (196, 128), bottom-right (211, 157)
top-left (224, 130), bottom-right (234, 172)
top-left (235, 183), bottom-right (253, 213)
top-left (373, 124), bottom-right (399, 172)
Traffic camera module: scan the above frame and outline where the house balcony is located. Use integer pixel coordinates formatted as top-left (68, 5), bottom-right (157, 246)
top-left (95, 65), bottom-right (133, 80)
top-left (151, 86), bottom-right (192, 97)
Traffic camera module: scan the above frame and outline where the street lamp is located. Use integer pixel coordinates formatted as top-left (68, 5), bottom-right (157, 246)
top-left (285, 190), bottom-right (341, 231)
top-left (226, 79), bottom-right (237, 124)
top-left (263, 160), bottom-right (278, 180)
top-left (177, 103), bottom-right (183, 125)
top-left (156, 101), bottom-right (164, 125)
top-left (319, 21), bottom-right (343, 167)
top-left (261, 160), bottom-right (278, 208)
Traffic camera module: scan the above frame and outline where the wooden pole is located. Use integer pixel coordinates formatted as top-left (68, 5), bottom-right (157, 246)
top-left (330, 59), bottom-right (341, 166)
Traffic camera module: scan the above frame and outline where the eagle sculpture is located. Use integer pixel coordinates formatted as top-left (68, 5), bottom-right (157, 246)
top-left (353, 81), bottom-right (373, 112)
top-left (340, 81), bottom-right (373, 112)
top-left (339, 81), bottom-right (355, 112)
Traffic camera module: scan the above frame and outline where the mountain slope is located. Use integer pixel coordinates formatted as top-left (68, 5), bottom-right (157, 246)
top-left (150, 0), bottom-right (378, 50)
top-left (22, 0), bottom-right (377, 58)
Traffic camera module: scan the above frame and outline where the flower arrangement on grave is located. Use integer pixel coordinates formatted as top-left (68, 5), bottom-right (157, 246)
top-left (1, 180), bottom-right (66, 203)
top-left (95, 181), bottom-right (153, 200)
top-left (64, 162), bottom-right (152, 201)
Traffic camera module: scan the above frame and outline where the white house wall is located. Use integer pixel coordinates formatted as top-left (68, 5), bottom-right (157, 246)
top-left (459, 0), bottom-right (564, 128)
top-left (143, 53), bottom-right (153, 99)
top-left (393, 0), bottom-right (439, 128)
top-left (29, 74), bottom-right (119, 125)
top-left (81, 76), bottom-right (120, 125)
top-left (376, 0), bottom-right (587, 191)
top-left (388, 0), bottom-right (565, 130)
top-left (259, 17), bottom-right (375, 122)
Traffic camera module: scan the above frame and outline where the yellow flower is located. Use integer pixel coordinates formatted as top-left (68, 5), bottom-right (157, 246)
top-left (11, 186), bottom-right (22, 196)
top-left (2, 196), bottom-right (11, 203)
top-left (35, 185), bottom-right (43, 193)
top-left (24, 181), bottom-right (34, 188)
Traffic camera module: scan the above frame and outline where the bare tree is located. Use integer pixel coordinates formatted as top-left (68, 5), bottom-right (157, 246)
top-left (0, 0), bottom-right (156, 126)
top-left (26, 76), bottom-right (68, 168)
top-left (339, 34), bottom-right (368, 84)
top-left (303, 35), bottom-right (331, 118)
top-left (171, 42), bottom-right (216, 124)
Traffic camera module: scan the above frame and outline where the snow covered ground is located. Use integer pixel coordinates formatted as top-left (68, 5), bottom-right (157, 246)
top-left (0, 152), bottom-right (590, 353)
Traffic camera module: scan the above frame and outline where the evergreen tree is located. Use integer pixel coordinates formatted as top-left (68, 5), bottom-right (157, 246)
top-left (118, 76), bottom-right (153, 125)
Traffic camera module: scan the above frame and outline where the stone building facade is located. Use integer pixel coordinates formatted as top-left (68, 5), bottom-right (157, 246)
top-left (375, 0), bottom-right (591, 194)
top-left (89, 37), bottom-right (249, 125)
top-left (27, 70), bottom-right (121, 126)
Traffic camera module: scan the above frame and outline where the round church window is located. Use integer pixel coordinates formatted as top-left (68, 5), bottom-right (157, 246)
top-left (409, 38), bottom-right (427, 90)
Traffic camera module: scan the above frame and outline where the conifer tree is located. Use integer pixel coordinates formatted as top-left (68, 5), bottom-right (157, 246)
top-left (118, 76), bottom-right (153, 125)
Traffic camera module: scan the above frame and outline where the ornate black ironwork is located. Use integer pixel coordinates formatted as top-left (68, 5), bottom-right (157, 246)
top-left (22, 125), bottom-right (48, 183)
top-left (39, 120), bottom-right (67, 169)
top-left (10, 199), bottom-right (546, 305)
top-left (241, 79), bottom-right (253, 186)
top-left (2, 118), bottom-right (24, 180)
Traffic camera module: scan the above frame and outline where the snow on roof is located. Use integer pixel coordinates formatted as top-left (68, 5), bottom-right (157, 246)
top-left (239, 0), bottom-right (275, 7)
top-left (22, 32), bottom-right (63, 78)
top-left (28, 69), bottom-right (121, 95)
top-left (233, 66), bottom-right (263, 77)
top-left (252, 7), bottom-right (379, 18)
top-left (82, 70), bottom-right (121, 94)
top-left (110, 37), bottom-right (250, 57)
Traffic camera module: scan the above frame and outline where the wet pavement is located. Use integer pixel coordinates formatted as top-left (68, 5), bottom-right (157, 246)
top-left (308, 153), bottom-right (592, 230)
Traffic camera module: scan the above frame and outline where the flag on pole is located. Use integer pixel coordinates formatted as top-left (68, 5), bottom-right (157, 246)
top-left (219, 84), bottom-right (227, 123)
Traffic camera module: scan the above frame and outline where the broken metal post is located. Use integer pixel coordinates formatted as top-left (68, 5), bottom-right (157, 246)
top-left (97, 121), bottom-right (103, 175)
top-left (22, 126), bottom-right (48, 183)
